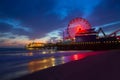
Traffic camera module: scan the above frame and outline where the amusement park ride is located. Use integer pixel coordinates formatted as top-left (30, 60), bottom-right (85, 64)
top-left (26, 17), bottom-right (120, 50)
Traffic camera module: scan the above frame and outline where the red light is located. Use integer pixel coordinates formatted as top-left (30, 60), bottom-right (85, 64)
top-left (72, 54), bottom-right (86, 60)
top-left (75, 25), bottom-right (88, 34)
top-left (76, 25), bottom-right (82, 33)
top-left (71, 52), bottom-right (101, 61)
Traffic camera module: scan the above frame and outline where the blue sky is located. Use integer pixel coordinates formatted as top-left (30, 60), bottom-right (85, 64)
top-left (0, 0), bottom-right (120, 47)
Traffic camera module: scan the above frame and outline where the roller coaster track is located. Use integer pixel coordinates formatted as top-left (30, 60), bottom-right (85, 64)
top-left (108, 29), bottom-right (120, 37)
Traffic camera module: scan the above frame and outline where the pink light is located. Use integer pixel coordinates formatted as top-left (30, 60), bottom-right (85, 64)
top-left (71, 51), bottom-right (104, 61)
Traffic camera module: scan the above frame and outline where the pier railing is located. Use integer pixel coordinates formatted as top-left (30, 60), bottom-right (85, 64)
top-left (43, 41), bottom-right (120, 50)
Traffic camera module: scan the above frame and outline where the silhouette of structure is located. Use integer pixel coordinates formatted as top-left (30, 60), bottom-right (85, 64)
top-left (26, 17), bottom-right (120, 50)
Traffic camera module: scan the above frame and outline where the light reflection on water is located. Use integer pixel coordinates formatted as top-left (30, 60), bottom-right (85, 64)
top-left (28, 57), bottom-right (56, 73)
top-left (0, 50), bottom-right (100, 80)
top-left (28, 51), bottom-right (98, 73)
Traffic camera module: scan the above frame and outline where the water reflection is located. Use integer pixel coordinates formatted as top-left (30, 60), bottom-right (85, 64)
top-left (0, 48), bottom-right (104, 80)
top-left (28, 51), bottom-right (98, 73)
top-left (71, 54), bottom-right (86, 60)
top-left (28, 57), bottom-right (56, 73)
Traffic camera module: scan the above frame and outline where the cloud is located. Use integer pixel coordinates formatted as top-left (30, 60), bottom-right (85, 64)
top-left (92, 21), bottom-right (120, 36)
top-left (0, 18), bottom-right (34, 39)
top-left (94, 21), bottom-right (120, 28)
top-left (0, 23), bottom-right (12, 32)
top-left (33, 28), bottom-right (64, 43)
top-left (48, 0), bottom-right (102, 19)
top-left (89, 0), bottom-right (120, 27)
top-left (0, 0), bottom-right (120, 47)
top-left (0, 18), bottom-right (31, 32)
top-left (0, 32), bottom-right (31, 47)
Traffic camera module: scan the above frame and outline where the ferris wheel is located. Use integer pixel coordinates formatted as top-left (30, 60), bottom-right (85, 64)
top-left (67, 17), bottom-right (91, 39)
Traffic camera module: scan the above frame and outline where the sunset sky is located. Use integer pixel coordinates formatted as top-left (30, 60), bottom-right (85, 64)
top-left (0, 0), bottom-right (120, 47)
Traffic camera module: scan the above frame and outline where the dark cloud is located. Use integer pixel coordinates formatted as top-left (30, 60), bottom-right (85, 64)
top-left (0, 0), bottom-right (55, 18)
top-left (0, 23), bottom-right (12, 32)
top-left (8, 36), bottom-right (16, 39)
top-left (0, 22), bottom-right (32, 38)
top-left (0, 39), bottom-right (5, 43)
top-left (89, 0), bottom-right (120, 26)
top-left (0, 0), bottom-right (61, 39)
top-left (0, 0), bottom-right (120, 47)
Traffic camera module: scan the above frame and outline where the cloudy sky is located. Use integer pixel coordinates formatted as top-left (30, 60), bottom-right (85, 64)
top-left (0, 0), bottom-right (120, 47)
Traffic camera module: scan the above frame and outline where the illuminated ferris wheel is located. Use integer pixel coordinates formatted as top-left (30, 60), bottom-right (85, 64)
top-left (66, 17), bottom-right (91, 39)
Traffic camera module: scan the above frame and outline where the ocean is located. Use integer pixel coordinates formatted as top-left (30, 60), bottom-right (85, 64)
top-left (0, 48), bottom-right (93, 80)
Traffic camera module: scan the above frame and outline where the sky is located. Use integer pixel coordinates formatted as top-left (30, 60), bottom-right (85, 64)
top-left (0, 0), bottom-right (120, 47)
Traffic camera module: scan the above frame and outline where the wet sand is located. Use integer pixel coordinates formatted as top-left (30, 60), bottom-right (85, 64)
top-left (14, 50), bottom-right (120, 80)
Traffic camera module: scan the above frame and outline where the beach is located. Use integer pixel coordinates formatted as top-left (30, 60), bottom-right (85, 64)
top-left (0, 48), bottom-right (92, 80)
top-left (13, 49), bottom-right (120, 80)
